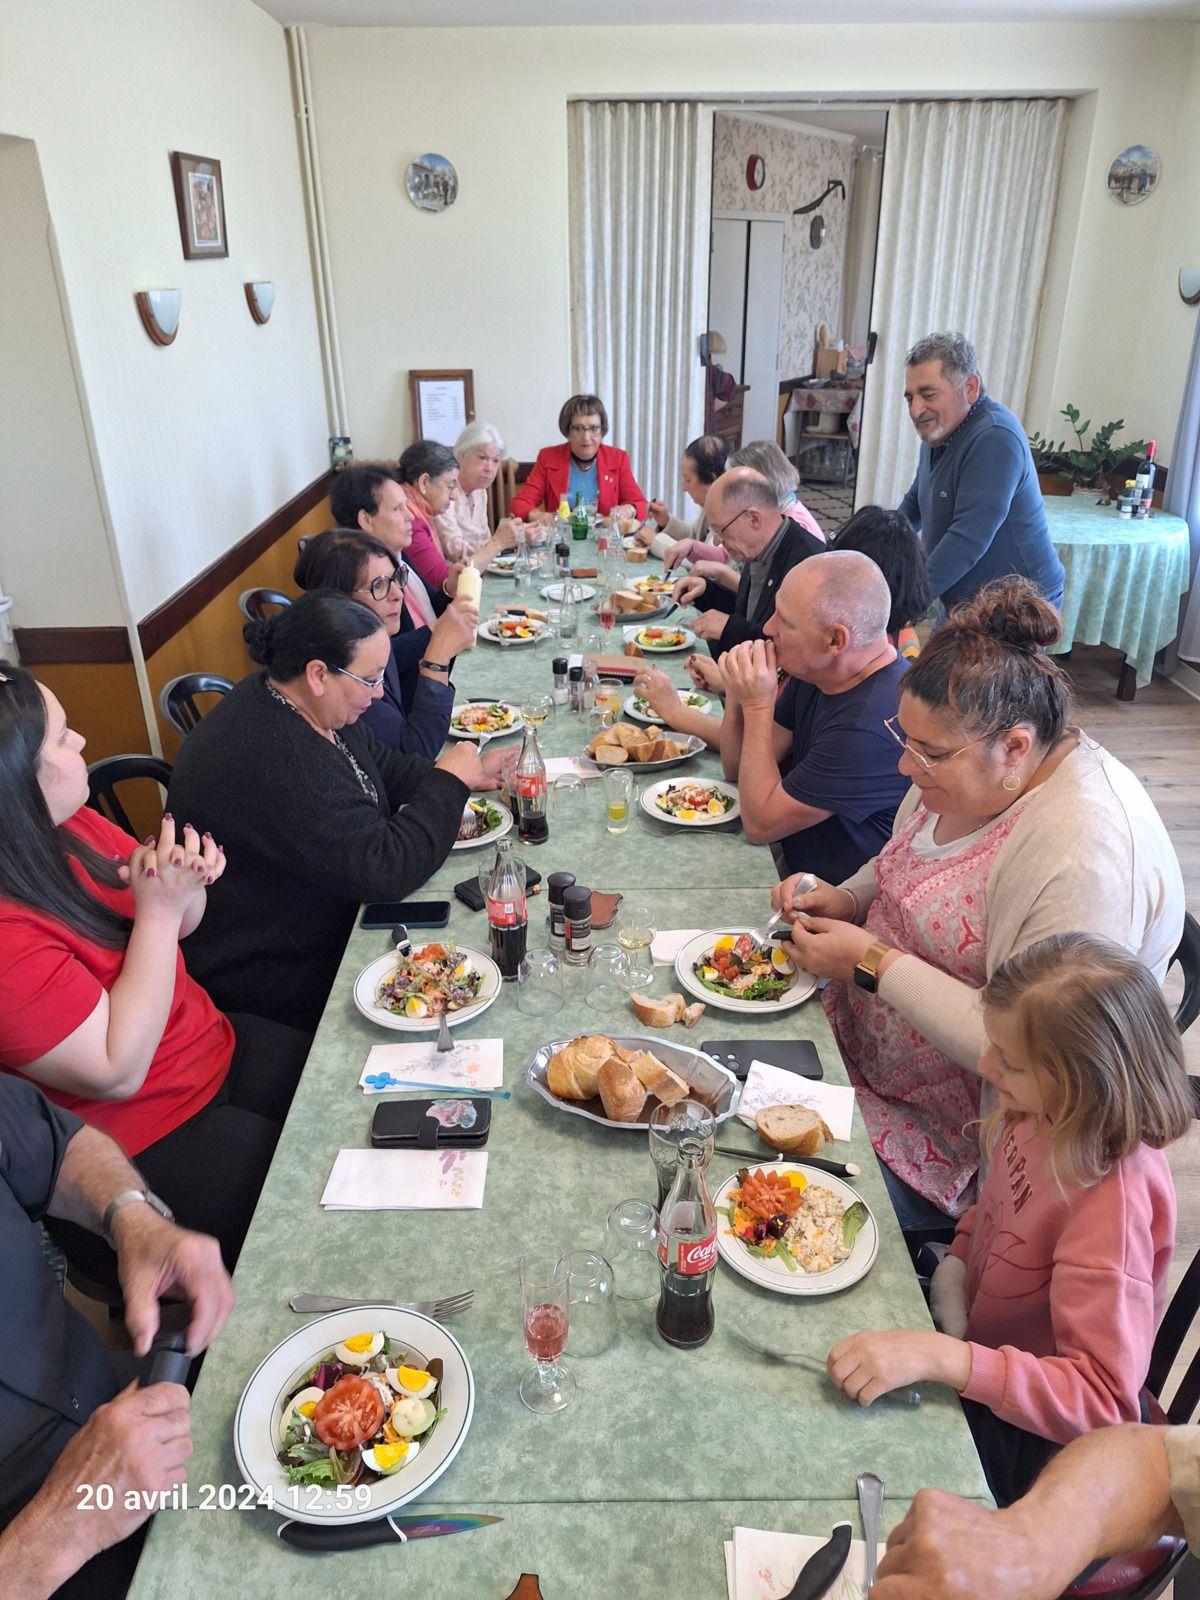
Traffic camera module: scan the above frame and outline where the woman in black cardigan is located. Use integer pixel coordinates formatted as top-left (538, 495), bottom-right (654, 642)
top-left (168, 591), bottom-right (491, 1033)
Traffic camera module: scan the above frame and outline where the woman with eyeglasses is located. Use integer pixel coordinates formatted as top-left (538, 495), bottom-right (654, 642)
top-left (167, 591), bottom-right (494, 1033)
top-left (508, 394), bottom-right (647, 521)
top-left (769, 577), bottom-right (1183, 1232)
top-left (295, 530), bottom-right (474, 756)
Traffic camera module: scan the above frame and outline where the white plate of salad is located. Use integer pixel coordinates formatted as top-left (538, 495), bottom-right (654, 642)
top-left (673, 930), bottom-right (817, 1014)
top-left (233, 1307), bottom-right (474, 1525)
top-left (354, 942), bottom-right (501, 1031)
top-left (449, 702), bottom-right (523, 740)
top-left (713, 1163), bottom-right (878, 1296)
top-left (624, 691), bottom-right (711, 724)
top-left (640, 778), bottom-right (740, 828)
top-left (452, 796), bottom-right (513, 851)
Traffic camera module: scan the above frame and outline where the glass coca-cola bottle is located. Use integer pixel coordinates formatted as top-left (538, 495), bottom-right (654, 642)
top-left (655, 1137), bottom-right (717, 1349)
top-left (514, 722), bottom-right (549, 844)
top-left (486, 838), bottom-right (528, 981)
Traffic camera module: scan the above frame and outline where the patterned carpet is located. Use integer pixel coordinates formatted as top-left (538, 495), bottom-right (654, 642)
top-left (797, 481), bottom-right (855, 538)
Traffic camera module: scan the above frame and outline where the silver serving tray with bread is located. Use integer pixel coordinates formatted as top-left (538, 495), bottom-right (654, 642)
top-left (524, 1033), bottom-right (740, 1131)
top-left (588, 733), bottom-right (706, 773)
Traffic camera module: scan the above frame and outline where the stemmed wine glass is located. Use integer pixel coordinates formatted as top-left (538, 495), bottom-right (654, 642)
top-left (518, 1246), bottom-right (576, 1414)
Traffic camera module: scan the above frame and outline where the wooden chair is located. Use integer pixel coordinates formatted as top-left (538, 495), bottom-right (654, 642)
top-left (158, 672), bottom-right (234, 737)
top-left (489, 459), bottom-right (519, 528)
top-left (86, 754), bottom-right (172, 835)
top-left (237, 587), bottom-right (291, 622)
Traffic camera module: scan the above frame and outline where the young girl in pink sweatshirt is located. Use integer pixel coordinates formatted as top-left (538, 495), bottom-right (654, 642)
top-left (827, 930), bottom-right (1192, 1505)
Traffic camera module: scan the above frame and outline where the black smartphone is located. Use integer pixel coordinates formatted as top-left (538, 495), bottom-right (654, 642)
top-left (700, 1039), bottom-right (824, 1081)
top-left (371, 1098), bottom-right (491, 1149)
top-left (360, 900), bottom-right (451, 930)
top-left (454, 869), bottom-right (542, 913)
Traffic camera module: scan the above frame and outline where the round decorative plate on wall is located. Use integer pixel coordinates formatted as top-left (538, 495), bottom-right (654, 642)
top-left (406, 152), bottom-right (459, 212)
top-left (745, 153), bottom-right (765, 192)
top-left (1105, 145), bottom-right (1160, 206)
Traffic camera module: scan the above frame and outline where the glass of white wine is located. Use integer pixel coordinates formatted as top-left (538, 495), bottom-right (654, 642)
top-left (615, 896), bottom-right (656, 990)
top-left (521, 692), bottom-right (554, 728)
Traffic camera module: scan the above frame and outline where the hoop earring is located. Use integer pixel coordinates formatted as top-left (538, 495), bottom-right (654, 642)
top-left (1002, 771), bottom-right (1023, 792)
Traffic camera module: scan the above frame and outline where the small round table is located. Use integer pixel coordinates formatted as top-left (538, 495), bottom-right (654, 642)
top-left (1044, 496), bottom-right (1190, 699)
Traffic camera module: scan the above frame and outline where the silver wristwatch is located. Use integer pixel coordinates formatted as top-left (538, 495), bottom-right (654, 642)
top-left (102, 1187), bottom-right (174, 1246)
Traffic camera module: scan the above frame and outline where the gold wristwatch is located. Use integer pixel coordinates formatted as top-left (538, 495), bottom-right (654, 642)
top-left (853, 940), bottom-right (891, 994)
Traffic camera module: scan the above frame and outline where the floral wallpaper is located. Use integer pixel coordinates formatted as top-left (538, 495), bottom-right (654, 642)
top-left (712, 114), bottom-right (857, 378)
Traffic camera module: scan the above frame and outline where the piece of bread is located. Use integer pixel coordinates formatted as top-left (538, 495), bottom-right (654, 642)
top-left (755, 1104), bottom-right (834, 1157)
top-left (597, 1056), bottom-right (647, 1122)
top-left (623, 641), bottom-right (644, 657)
top-left (625, 546), bottom-right (648, 564)
top-left (682, 1002), bottom-right (706, 1029)
top-left (626, 1049), bottom-right (690, 1106)
top-left (630, 991), bottom-right (686, 1028)
top-left (591, 742), bottom-right (626, 765)
top-left (546, 1034), bottom-right (614, 1100)
top-left (571, 566), bottom-right (598, 578)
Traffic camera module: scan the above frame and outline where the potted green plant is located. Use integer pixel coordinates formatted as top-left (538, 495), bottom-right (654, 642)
top-left (1028, 405), bottom-right (1146, 496)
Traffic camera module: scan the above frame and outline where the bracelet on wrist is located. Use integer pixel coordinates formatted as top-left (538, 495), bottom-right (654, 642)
top-left (840, 886), bottom-right (860, 922)
top-left (419, 658), bottom-right (451, 675)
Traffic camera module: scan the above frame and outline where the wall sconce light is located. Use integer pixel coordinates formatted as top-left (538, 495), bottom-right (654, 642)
top-left (134, 288), bottom-right (182, 346)
top-left (244, 281), bottom-right (276, 324)
top-left (1181, 267), bottom-right (1200, 307)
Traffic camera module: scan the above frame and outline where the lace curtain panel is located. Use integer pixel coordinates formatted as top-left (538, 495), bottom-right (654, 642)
top-left (855, 98), bottom-right (1068, 509)
top-left (567, 100), bottom-right (711, 508)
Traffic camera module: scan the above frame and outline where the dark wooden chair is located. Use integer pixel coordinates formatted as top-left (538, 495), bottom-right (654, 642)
top-left (237, 587), bottom-right (291, 622)
top-left (158, 672), bottom-right (234, 737)
top-left (86, 755), bottom-right (172, 836)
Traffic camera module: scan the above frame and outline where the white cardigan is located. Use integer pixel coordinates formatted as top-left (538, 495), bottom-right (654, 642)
top-left (841, 734), bottom-right (1184, 1072)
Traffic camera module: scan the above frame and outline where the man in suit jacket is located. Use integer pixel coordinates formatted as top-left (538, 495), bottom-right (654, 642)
top-left (671, 467), bottom-right (823, 660)
top-left (509, 394), bottom-right (647, 519)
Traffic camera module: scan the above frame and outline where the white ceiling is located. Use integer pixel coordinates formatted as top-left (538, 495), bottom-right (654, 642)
top-left (255, 0), bottom-right (1200, 25)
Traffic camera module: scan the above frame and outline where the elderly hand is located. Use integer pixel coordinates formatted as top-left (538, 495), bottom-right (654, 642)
top-left (780, 913), bottom-right (879, 982)
top-left (873, 1491), bottom-right (1063, 1600)
top-left (646, 498), bottom-right (671, 532)
top-left (691, 558), bottom-right (739, 593)
top-left (437, 742), bottom-right (487, 792)
top-left (429, 599), bottom-right (477, 662)
top-left (672, 572), bottom-right (706, 609)
top-left (661, 538), bottom-right (695, 573)
top-left (828, 1330), bottom-right (969, 1407)
top-left (691, 610), bottom-right (729, 643)
top-left (477, 747), bottom-right (511, 790)
top-left (771, 873), bottom-right (857, 921)
top-left (493, 518), bottom-right (521, 551)
top-left (110, 1205), bottom-right (234, 1357)
top-left (631, 666), bottom-right (681, 720)
top-left (686, 653), bottom-right (725, 695)
top-left (720, 639), bottom-right (778, 710)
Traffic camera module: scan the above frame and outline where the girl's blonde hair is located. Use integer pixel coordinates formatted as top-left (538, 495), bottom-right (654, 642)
top-left (981, 931), bottom-right (1192, 1188)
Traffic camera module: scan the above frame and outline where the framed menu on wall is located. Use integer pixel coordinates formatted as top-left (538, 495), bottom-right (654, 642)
top-left (409, 370), bottom-right (475, 447)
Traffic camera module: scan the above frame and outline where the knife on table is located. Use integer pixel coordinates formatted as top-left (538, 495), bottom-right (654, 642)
top-left (713, 1143), bottom-right (862, 1181)
top-left (781, 1521), bottom-right (852, 1600)
top-left (277, 1512), bottom-right (502, 1552)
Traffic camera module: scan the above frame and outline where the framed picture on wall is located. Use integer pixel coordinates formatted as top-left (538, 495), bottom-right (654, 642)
top-left (409, 369), bottom-right (475, 448)
top-left (170, 151), bottom-right (228, 259)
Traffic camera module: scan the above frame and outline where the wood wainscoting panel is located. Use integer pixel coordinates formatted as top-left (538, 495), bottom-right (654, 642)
top-left (144, 490), bottom-right (334, 757)
top-left (33, 660), bottom-right (150, 762)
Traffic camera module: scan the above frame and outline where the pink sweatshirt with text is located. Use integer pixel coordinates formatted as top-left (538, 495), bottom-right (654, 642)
top-left (948, 1116), bottom-right (1175, 1444)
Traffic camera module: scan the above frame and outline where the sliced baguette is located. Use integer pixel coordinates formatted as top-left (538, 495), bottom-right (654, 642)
top-left (630, 991), bottom-right (685, 1028)
top-left (681, 1001), bottom-right (706, 1029)
top-left (596, 1057), bottom-right (647, 1122)
top-left (626, 1049), bottom-right (690, 1106)
top-left (755, 1104), bottom-right (833, 1157)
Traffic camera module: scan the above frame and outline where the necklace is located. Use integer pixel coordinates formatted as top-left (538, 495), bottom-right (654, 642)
top-left (267, 682), bottom-right (379, 806)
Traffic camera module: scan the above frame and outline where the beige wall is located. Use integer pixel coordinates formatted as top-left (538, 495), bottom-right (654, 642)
top-left (306, 17), bottom-right (1199, 469)
top-left (0, 0), bottom-right (329, 622)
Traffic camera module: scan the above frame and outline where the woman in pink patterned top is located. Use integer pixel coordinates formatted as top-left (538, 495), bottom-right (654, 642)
top-left (771, 578), bottom-right (1183, 1228)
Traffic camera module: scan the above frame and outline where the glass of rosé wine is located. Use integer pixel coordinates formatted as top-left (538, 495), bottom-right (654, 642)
top-left (518, 1246), bottom-right (576, 1414)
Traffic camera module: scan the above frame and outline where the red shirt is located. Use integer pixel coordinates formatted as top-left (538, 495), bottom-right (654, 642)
top-left (0, 809), bottom-right (232, 1156)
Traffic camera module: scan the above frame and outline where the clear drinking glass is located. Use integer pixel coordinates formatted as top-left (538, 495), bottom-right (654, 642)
top-left (564, 1251), bottom-right (617, 1358)
top-left (586, 704), bottom-right (615, 743)
top-left (549, 773), bottom-right (587, 825)
top-left (521, 692), bottom-right (554, 729)
top-left (601, 767), bottom-right (635, 834)
top-left (517, 948), bottom-right (564, 1017)
top-left (518, 1246), bottom-right (575, 1414)
top-left (615, 897), bottom-right (657, 990)
top-left (586, 944), bottom-right (633, 1012)
top-left (603, 1200), bottom-right (660, 1301)
top-left (648, 1098), bottom-right (716, 1212)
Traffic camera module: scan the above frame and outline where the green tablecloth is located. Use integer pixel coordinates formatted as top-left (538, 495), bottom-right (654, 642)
top-left (1045, 496), bottom-right (1190, 682)
top-left (128, 563), bottom-right (989, 1599)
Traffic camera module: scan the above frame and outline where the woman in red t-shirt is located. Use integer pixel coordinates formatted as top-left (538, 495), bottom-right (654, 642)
top-left (0, 664), bottom-right (310, 1270)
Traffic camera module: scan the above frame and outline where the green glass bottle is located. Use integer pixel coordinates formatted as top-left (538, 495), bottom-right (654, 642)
top-left (570, 492), bottom-right (589, 543)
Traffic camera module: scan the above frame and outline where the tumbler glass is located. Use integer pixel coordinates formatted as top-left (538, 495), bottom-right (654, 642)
top-left (564, 1251), bottom-right (617, 1358)
top-left (603, 1200), bottom-right (660, 1301)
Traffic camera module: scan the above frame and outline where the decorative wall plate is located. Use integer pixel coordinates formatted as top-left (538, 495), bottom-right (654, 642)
top-left (406, 152), bottom-right (459, 212)
top-left (1106, 145), bottom-right (1161, 206)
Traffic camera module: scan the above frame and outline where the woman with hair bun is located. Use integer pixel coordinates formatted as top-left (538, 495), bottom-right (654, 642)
top-left (771, 577), bottom-right (1183, 1228)
top-left (167, 591), bottom-right (490, 1033)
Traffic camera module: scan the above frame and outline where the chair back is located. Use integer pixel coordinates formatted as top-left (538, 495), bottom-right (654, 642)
top-left (1170, 911), bottom-right (1200, 1035)
top-left (490, 458), bottom-right (519, 527)
top-left (86, 755), bottom-right (173, 836)
top-left (237, 587), bottom-right (292, 623)
top-left (158, 672), bottom-right (234, 736)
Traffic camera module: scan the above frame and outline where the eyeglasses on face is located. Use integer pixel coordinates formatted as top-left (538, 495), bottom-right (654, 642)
top-left (335, 664), bottom-right (387, 691)
top-left (883, 714), bottom-right (990, 774)
top-left (568, 422), bottom-right (603, 436)
top-left (709, 506), bottom-right (751, 541)
top-left (358, 566), bottom-right (409, 602)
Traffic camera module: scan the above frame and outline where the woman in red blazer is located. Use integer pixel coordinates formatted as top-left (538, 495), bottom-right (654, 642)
top-left (509, 394), bottom-right (648, 520)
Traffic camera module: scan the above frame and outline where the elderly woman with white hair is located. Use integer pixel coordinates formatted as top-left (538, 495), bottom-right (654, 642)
top-left (434, 421), bottom-right (522, 567)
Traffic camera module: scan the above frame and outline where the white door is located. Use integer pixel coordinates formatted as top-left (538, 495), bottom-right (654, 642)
top-left (742, 219), bottom-right (785, 446)
top-left (708, 217), bottom-right (746, 380)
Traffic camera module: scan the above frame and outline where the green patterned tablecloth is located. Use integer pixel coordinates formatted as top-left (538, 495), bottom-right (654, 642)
top-left (1045, 497), bottom-right (1190, 682)
top-left (128, 563), bottom-right (989, 1599)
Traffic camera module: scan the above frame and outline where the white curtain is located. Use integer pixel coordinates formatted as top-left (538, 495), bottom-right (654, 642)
top-left (1170, 311), bottom-right (1200, 664)
top-left (568, 101), bottom-right (711, 506)
top-left (856, 99), bottom-right (1067, 509)
top-left (841, 147), bottom-right (884, 351)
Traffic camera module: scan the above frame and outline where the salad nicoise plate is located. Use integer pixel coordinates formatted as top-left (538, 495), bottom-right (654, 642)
top-left (624, 691), bottom-right (711, 724)
top-left (540, 580), bottom-right (597, 603)
top-left (624, 624), bottom-right (696, 654)
top-left (485, 552), bottom-right (519, 576)
top-left (354, 943), bottom-right (501, 1031)
top-left (233, 1306), bottom-right (474, 1525)
top-left (713, 1164), bottom-right (878, 1297)
top-left (674, 930), bottom-right (817, 1014)
top-left (525, 1033), bottom-right (740, 1132)
top-left (449, 702), bottom-right (523, 740)
top-left (452, 796), bottom-right (513, 851)
top-left (478, 614), bottom-right (548, 645)
top-left (640, 778), bottom-right (740, 828)
top-left (631, 575), bottom-right (675, 599)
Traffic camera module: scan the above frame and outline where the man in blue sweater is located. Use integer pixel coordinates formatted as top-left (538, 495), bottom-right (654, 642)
top-left (896, 332), bottom-right (1065, 611)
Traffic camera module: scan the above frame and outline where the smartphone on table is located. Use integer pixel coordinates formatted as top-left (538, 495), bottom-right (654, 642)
top-left (360, 900), bottom-right (451, 930)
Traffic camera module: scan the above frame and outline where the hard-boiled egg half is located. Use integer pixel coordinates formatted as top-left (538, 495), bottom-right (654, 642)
top-left (451, 955), bottom-right (473, 982)
top-left (677, 806), bottom-right (697, 821)
top-left (361, 1437), bottom-right (419, 1475)
top-left (700, 965), bottom-right (718, 983)
top-left (403, 996), bottom-right (430, 1019)
top-left (713, 935), bottom-right (734, 953)
top-left (390, 1395), bottom-right (438, 1437)
top-left (386, 1364), bottom-right (437, 1401)
top-left (706, 798), bottom-right (725, 815)
top-left (334, 1331), bottom-right (384, 1366)
top-left (771, 946), bottom-right (795, 975)
top-left (278, 1385), bottom-right (325, 1446)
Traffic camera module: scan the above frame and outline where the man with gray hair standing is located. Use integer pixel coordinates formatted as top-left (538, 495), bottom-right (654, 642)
top-left (897, 332), bottom-right (1064, 610)
top-left (719, 551), bottom-right (910, 881)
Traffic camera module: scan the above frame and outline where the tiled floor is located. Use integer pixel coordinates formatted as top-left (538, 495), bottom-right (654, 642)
top-left (797, 480), bottom-right (855, 535)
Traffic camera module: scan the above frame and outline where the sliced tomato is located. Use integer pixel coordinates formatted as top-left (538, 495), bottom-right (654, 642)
top-left (312, 1375), bottom-right (386, 1452)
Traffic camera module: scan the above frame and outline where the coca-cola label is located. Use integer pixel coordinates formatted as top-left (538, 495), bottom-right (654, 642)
top-left (487, 895), bottom-right (526, 928)
top-left (658, 1231), bottom-right (717, 1275)
top-left (516, 774), bottom-right (546, 802)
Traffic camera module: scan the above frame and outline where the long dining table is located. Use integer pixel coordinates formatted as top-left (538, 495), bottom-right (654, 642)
top-left (127, 554), bottom-right (990, 1599)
